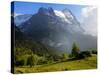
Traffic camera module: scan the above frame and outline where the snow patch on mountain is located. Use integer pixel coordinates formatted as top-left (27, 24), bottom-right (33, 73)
top-left (63, 9), bottom-right (74, 20)
top-left (54, 10), bottom-right (71, 24)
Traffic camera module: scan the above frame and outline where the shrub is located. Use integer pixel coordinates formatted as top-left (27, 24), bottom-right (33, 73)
top-left (53, 55), bottom-right (62, 62)
top-left (15, 56), bottom-right (26, 66)
top-left (37, 56), bottom-right (47, 65)
top-left (15, 59), bottom-right (25, 66)
top-left (15, 55), bottom-right (29, 66)
top-left (46, 55), bottom-right (54, 64)
top-left (78, 51), bottom-right (92, 59)
top-left (68, 54), bottom-right (73, 58)
top-left (61, 53), bottom-right (68, 61)
top-left (92, 50), bottom-right (97, 54)
top-left (27, 54), bottom-right (38, 67)
top-left (78, 53), bottom-right (86, 59)
top-left (64, 68), bottom-right (68, 71)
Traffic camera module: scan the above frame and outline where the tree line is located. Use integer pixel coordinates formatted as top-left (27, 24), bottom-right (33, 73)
top-left (14, 42), bottom-right (97, 67)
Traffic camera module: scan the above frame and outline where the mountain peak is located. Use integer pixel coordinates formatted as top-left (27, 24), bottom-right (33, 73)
top-left (38, 7), bottom-right (55, 16)
top-left (38, 7), bottom-right (47, 13)
top-left (62, 8), bottom-right (74, 19)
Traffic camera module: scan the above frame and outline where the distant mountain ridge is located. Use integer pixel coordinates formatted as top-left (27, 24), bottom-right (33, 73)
top-left (14, 14), bottom-right (32, 26)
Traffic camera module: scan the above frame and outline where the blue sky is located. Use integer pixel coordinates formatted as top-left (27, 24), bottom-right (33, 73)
top-left (11, 1), bottom-right (88, 21)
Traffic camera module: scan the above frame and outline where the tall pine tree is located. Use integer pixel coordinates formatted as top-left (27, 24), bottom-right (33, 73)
top-left (72, 42), bottom-right (80, 58)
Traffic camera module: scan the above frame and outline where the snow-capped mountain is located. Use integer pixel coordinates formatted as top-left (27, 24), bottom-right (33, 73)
top-left (18, 7), bottom-right (97, 54)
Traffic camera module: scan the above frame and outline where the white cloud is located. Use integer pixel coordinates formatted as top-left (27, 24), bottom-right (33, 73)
top-left (81, 6), bottom-right (97, 36)
top-left (81, 7), bottom-right (96, 17)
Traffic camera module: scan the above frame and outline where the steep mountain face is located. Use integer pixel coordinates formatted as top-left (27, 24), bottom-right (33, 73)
top-left (14, 14), bottom-right (32, 26)
top-left (13, 24), bottom-right (50, 56)
top-left (11, 16), bottom-right (50, 56)
top-left (19, 7), bottom-right (97, 54)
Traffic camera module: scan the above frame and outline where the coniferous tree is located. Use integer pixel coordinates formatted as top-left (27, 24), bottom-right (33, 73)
top-left (72, 42), bottom-right (80, 58)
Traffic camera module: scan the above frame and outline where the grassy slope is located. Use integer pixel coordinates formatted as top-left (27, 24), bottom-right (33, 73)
top-left (14, 54), bottom-right (97, 73)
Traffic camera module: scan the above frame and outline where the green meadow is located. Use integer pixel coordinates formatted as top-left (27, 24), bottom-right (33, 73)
top-left (14, 54), bottom-right (97, 73)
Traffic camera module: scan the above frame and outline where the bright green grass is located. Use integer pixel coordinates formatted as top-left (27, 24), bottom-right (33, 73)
top-left (14, 54), bottom-right (97, 73)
